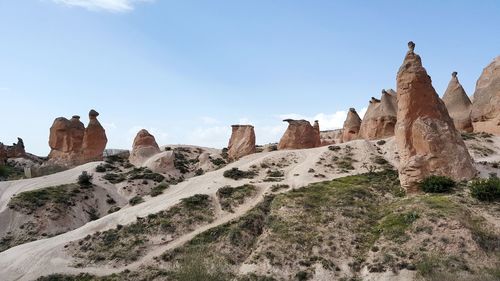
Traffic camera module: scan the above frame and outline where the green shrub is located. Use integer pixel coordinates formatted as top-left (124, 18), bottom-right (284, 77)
top-left (223, 168), bottom-right (256, 180)
top-left (77, 171), bottom-right (93, 187)
top-left (470, 177), bottom-right (500, 202)
top-left (95, 165), bottom-right (106, 173)
top-left (102, 173), bottom-right (126, 184)
top-left (210, 158), bottom-right (226, 166)
top-left (195, 168), bottom-right (204, 176)
top-left (328, 145), bottom-right (341, 151)
top-left (181, 194), bottom-right (210, 209)
top-left (129, 196), bottom-right (144, 206)
top-left (267, 170), bottom-right (284, 177)
top-left (150, 183), bottom-right (169, 197)
top-left (419, 176), bottom-right (455, 193)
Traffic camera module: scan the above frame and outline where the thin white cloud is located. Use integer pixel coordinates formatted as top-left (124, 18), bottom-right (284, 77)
top-left (51, 0), bottom-right (153, 12)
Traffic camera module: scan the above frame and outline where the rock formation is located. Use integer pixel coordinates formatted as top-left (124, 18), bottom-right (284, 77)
top-left (341, 108), bottom-right (362, 142)
top-left (5, 138), bottom-right (26, 158)
top-left (358, 90), bottom-right (398, 140)
top-left (227, 125), bottom-right (256, 161)
top-left (0, 143), bottom-right (6, 164)
top-left (442, 72), bottom-right (473, 133)
top-left (395, 42), bottom-right (476, 191)
top-left (320, 129), bottom-right (343, 145)
top-left (471, 56), bottom-right (500, 134)
top-left (48, 110), bottom-right (107, 166)
top-left (278, 119), bottom-right (321, 150)
top-left (81, 110), bottom-right (107, 162)
top-left (129, 129), bottom-right (161, 166)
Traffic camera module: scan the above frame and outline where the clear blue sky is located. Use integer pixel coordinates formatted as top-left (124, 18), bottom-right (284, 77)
top-left (1, 0), bottom-right (499, 155)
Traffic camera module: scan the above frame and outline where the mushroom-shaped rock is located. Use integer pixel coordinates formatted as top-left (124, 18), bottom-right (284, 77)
top-left (442, 72), bottom-right (473, 133)
top-left (358, 90), bottom-right (398, 140)
top-left (278, 119), bottom-right (321, 150)
top-left (471, 56), bottom-right (500, 134)
top-left (395, 42), bottom-right (476, 191)
top-left (227, 125), bottom-right (256, 161)
top-left (129, 129), bottom-right (161, 166)
top-left (341, 108), bottom-right (362, 142)
top-left (82, 110), bottom-right (107, 162)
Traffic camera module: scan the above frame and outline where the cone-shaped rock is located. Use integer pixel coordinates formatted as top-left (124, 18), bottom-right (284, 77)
top-left (278, 119), bottom-right (321, 150)
top-left (82, 110), bottom-right (107, 162)
top-left (395, 42), bottom-right (476, 191)
top-left (341, 108), bottom-right (362, 142)
top-left (358, 90), bottom-right (398, 140)
top-left (471, 56), bottom-right (500, 134)
top-left (442, 72), bottom-right (473, 132)
top-left (227, 125), bottom-right (256, 161)
top-left (129, 129), bottom-right (161, 166)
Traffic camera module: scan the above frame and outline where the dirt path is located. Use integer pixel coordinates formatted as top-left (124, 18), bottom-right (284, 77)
top-left (0, 140), bottom-right (393, 281)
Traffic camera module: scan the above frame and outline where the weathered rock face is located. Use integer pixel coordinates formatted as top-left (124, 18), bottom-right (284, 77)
top-left (129, 129), bottom-right (161, 166)
top-left (442, 72), bottom-right (473, 133)
top-left (341, 108), bottom-right (362, 142)
top-left (358, 90), bottom-right (398, 140)
top-left (471, 56), bottom-right (500, 134)
top-left (278, 119), bottom-right (321, 150)
top-left (0, 143), bottom-right (6, 164)
top-left (48, 110), bottom-right (107, 166)
top-left (395, 42), bottom-right (476, 191)
top-left (227, 125), bottom-right (256, 161)
top-left (82, 110), bottom-right (107, 162)
top-left (5, 138), bottom-right (26, 158)
top-left (320, 129), bottom-right (343, 145)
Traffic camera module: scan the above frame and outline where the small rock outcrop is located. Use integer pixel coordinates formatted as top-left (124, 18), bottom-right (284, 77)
top-left (320, 129), bottom-right (343, 145)
top-left (48, 110), bottom-right (107, 166)
top-left (395, 42), bottom-right (476, 191)
top-left (341, 108), bottom-right (362, 142)
top-left (5, 138), bottom-right (26, 158)
top-left (129, 129), bottom-right (161, 166)
top-left (442, 72), bottom-right (473, 133)
top-left (278, 119), bottom-right (321, 150)
top-left (227, 125), bottom-right (256, 161)
top-left (0, 143), bottom-right (6, 164)
top-left (358, 90), bottom-right (398, 140)
top-left (471, 56), bottom-right (500, 134)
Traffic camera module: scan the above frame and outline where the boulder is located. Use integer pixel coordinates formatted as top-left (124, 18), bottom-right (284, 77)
top-left (278, 119), bottom-right (321, 150)
top-left (129, 129), bottom-right (161, 166)
top-left (442, 72), bottom-right (473, 132)
top-left (341, 108), bottom-right (362, 142)
top-left (471, 56), bottom-right (500, 134)
top-left (227, 125), bottom-right (256, 161)
top-left (142, 151), bottom-right (176, 174)
top-left (395, 42), bottom-right (476, 191)
top-left (81, 110), bottom-right (107, 162)
top-left (358, 90), bottom-right (398, 140)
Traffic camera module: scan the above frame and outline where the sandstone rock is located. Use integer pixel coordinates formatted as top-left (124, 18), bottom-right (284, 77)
top-left (48, 110), bottom-right (107, 166)
top-left (129, 129), bottom-right (161, 166)
top-left (395, 42), bottom-right (476, 191)
top-left (142, 151), bottom-right (175, 174)
top-left (320, 129), bottom-right (343, 145)
top-left (5, 138), bottom-right (26, 158)
top-left (278, 119), bottom-right (321, 150)
top-left (358, 90), bottom-right (398, 140)
top-left (341, 108), bottom-right (362, 142)
top-left (442, 72), bottom-right (473, 133)
top-left (471, 56), bottom-right (500, 134)
top-left (0, 143), bottom-right (6, 165)
top-left (81, 110), bottom-right (107, 162)
top-left (227, 125), bottom-right (256, 161)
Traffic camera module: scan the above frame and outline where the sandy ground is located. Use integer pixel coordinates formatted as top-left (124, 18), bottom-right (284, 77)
top-left (0, 136), bottom-right (499, 281)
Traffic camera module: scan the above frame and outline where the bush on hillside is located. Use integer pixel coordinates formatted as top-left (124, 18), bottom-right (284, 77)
top-left (470, 177), bottom-right (500, 202)
top-left (419, 175), bottom-right (455, 193)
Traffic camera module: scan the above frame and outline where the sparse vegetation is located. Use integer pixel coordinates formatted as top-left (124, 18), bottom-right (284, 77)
top-left (419, 175), bottom-right (456, 193)
top-left (8, 184), bottom-right (79, 213)
top-left (217, 185), bottom-right (257, 212)
top-left (129, 196), bottom-right (144, 206)
top-left (150, 183), bottom-right (169, 197)
top-left (223, 168), bottom-right (256, 180)
top-left (70, 194), bottom-right (214, 266)
top-left (469, 176), bottom-right (500, 202)
top-left (77, 171), bottom-right (93, 187)
top-left (210, 157), bottom-right (226, 167)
